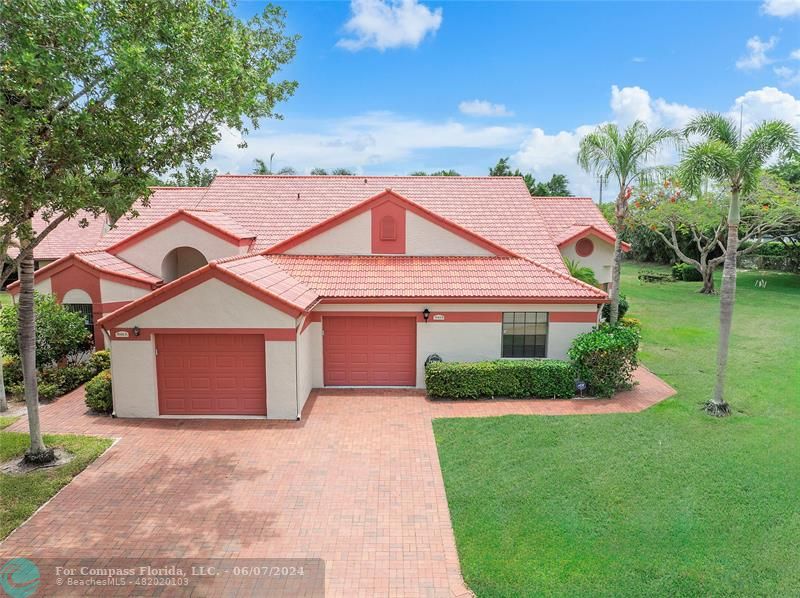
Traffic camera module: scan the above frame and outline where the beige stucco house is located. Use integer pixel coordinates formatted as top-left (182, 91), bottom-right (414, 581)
top-left (10, 175), bottom-right (628, 419)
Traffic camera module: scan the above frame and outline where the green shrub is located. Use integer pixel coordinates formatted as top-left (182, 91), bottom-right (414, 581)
top-left (2, 356), bottom-right (23, 387)
top-left (568, 325), bottom-right (640, 398)
top-left (84, 370), bottom-right (113, 414)
top-left (601, 294), bottom-right (629, 322)
top-left (0, 293), bottom-right (91, 366)
top-left (87, 350), bottom-right (111, 375)
top-left (37, 382), bottom-right (60, 401)
top-left (7, 383), bottom-right (24, 398)
top-left (40, 364), bottom-right (94, 395)
top-left (425, 359), bottom-right (575, 399)
top-left (671, 263), bottom-right (703, 281)
top-left (620, 316), bottom-right (642, 330)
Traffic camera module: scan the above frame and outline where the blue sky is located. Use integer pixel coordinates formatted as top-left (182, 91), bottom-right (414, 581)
top-left (207, 0), bottom-right (800, 198)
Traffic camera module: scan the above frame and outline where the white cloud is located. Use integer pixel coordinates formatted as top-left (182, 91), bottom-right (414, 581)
top-left (790, 49), bottom-right (800, 60)
top-left (774, 65), bottom-right (800, 85)
top-left (337, 0), bottom-right (442, 51)
top-left (458, 100), bottom-right (514, 117)
top-left (762, 0), bottom-right (800, 17)
top-left (207, 113), bottom-right (526, 174)
top-left (631, 57), bottom-right (647, 63)
top-left (512, 85), bottom-right (799, 198)
top-left (736, 36), bottom-right (778, 70)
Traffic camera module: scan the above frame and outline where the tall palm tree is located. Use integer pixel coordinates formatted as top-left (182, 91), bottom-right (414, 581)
top-left (678, 113), bottom-right (798, 416)
top-left (578, 121), bottom-right (679, 324)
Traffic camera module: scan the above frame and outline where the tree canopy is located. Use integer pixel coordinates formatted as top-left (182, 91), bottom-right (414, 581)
top-left (488, 157), bottom-right (572, 196)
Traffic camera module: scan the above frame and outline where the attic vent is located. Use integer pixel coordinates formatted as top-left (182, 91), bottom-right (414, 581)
top-left (364, 178), bottom-right (367, 184)
top-left (379, 215), bottom-right (397, 241)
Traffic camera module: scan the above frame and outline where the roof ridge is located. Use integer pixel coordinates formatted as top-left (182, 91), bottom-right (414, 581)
top-left (270, 254), bottom-right (522, 260)
top-left (148, 186), bottom-right (209, 190)
top-left (213, 174), bottom-right (527, 180)
top-left (531, 196), bottom-right (594, 200)
top-left (518, 255), bottom-right (607, 297)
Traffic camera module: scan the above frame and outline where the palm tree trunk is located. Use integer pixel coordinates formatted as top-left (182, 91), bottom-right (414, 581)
top-left (0, 350), bottom-right (7, 413)
top-left (708, 191), bottom-right (739, 416)
top-left (17, 247), bottom-right (54, 462)
top-left (607, 193), bottom-right (626, 325)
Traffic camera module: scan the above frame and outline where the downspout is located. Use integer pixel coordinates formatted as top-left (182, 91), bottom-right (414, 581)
top-left (294, 298), bottom-right (323, 420)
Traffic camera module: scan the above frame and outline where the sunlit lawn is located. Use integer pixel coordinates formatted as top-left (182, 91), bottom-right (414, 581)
top-left (434, 263), bottom-right (800, 597)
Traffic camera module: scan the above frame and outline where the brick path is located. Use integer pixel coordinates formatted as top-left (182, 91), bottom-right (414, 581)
top-left (0, 367), bottom-right (674, 597)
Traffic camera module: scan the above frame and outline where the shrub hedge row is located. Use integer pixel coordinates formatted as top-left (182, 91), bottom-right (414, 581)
top-left (4, 350), bottom-right (111, 400)
top-left (425, 359), bottom-right (576, 400)
top-left (671, 262), bottom-right (703, 281)
top-left (568, 324), bottom-right (640, 398)
top-left (85, 370), bottom-right (113, 414)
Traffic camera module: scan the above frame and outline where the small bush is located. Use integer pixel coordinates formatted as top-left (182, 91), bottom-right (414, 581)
top-left (40, 364), bottom-right (94, 395)
top-left (8, 383), bottom-right (24, 398)
top-left (37, 382), bottom-right (60, 401)
top-left (2, 356), bottom-right (23, 387)
top-left (620, 316), bottom-right (642, 330)
top-left (87, 350), bottom-right (111, 375)
top-left (568, 325), bottom-right (640, 398)
top-left (671, 263), bottom-right (703, 282)
top-left (84, 370), bottom-right (113, 414)
top-left (601, 294), bottom-right (629, 322)
top-left (425, 359), bottom-right (575, 399)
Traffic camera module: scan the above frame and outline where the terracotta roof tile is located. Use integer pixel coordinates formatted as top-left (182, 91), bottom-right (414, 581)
top-left (531, 196), bottom-right (618, 242)
top-left (182, 209), bottom-right (255, 240)
top-left (265, 255), bottom-right (606, 300)
top-left (75, 251), bottom-right (162, 285)
top-left (8, 211), bottom-right (108, 260)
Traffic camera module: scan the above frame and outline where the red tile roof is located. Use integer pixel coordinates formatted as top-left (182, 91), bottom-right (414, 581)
top-left (195, 176), bottom-right (568, 271)
top-left (532, 196), bottom-right (619, 244)
top-left (75, 251), bottom-right (162, 285)
top-left (7, 211), bottom-right (109, 260)
top-left (214, 254), bottom-right (318, 311)
top-left (183, 210), bottom-right (255, 240)
top-left (263, 255), bottom-right (606, 300)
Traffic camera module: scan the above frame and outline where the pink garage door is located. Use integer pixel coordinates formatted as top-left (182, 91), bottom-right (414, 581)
top-left (156, 334), bottom-right (266, 415)
top-left (323, 316), bottom-right (416, 386)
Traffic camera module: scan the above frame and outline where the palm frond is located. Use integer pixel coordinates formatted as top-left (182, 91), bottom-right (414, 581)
top-left (564, 258), bottom-right (601, 288)
top-left (737, 120), bottom-right (799, 194)
top-left (676, 140), bottom-right (737, 196)
top-left (684, 113), bottom-right (740, 148)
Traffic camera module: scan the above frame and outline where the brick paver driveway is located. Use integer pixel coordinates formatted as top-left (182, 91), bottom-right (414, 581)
top-left (1, 368), bottom-right (673, 597)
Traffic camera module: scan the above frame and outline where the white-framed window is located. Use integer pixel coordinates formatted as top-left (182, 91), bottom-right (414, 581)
top-left (502, 312), bottom-right (548, 358)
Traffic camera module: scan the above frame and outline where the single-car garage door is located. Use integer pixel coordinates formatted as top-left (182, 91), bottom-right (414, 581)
top-left (156, 334), bottom-right (266, 415)
top-left (323, 316), bottom-right (416, 386)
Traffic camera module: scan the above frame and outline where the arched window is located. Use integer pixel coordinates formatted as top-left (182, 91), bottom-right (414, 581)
top-left (379, 215), bottom-right (397, 241)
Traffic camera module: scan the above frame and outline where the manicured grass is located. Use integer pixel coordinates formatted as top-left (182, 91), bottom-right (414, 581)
top-left (0, 431), bottom-right (112, 539)
top-left (0, 291), bottom-right (11, 306)
top-left (434, 264), bottom-right (800, 597)
top-left (0, 415), bottom-right (21, 429)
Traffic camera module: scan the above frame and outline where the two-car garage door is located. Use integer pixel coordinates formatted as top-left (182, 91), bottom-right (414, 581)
top-left (323, 316), bottom-right (416, 386)
top-left (156, 334), bottom-right (266, 415)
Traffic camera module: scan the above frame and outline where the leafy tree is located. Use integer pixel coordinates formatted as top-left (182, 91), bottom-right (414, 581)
top-left (631, 176), bottom-right (799, 293)
top-left (253, 158), bottom-right (272, 174)
top-left (768, 151), bottom-right (800, 189)
top-left (1, 0), bottom-right (297, 462)
top-left (678, 113), bottom-right (798, 415)
top-left (166, 165), bottom-right (218, 187)
top-left (564, 258), bottom-right (600, 287)
top-left (489, 158), bottom-right (571, 196)
top-left (330, 168), bottom-right (355, 175)
top-left (0, 294), bottom-right (90, 368)
top-left (409, 170), bottom-right (428, 176)
top-left (577, 121), bottom-right (680, 325)
top-left (408, 169), bottom-right (460, 176)
top-left (276, 166), bottom-right (296, 175)
top-left (310, 167), bottom-right (328, 175)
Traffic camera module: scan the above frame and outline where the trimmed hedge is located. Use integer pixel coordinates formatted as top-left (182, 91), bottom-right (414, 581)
top-left (671, 262), bottom-right (703, 281)
top-left (425, 359), bottom-right (575, 399)
top-left (568, 324), bottom-right (640, 398)
top-left (85, 370), bottom-right (113, 414)
top-left (87, 350), bottom-right (111, 375)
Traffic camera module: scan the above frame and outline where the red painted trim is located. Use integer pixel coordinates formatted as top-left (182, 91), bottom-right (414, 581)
top-left (371, 199), bottom-right (406, 254)
top-left (548, 311), bottom-right (599, 323)
top-left (317, 296), bottom-right (608, 304)
top-left (6, 253), bottom-right (157, 293)
top-left (105, 210), bottom-right (254, 254)
top-left (264, 189), bottom-right (519, 257)
top-left (426, 312), bottom-right (502, 322)
top-left (299, 315), bottom-right (315, 334)
top-left (100, 300), bottom-right (134, 312)
top-left (557, 225), bottom-right (631, 252)
top-left (98, 263), bottom-right (304, 330)
top-left (109, 327), bottom-right (295, 341)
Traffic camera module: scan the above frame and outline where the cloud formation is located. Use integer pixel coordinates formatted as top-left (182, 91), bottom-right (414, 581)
top-left (337, 0), bottom-right (443, 51)
top-left (761, 0), bottom-right (800, 17)
top-left (736, 35), bottom-right (778, 70)
top-left (458, 100), bottom-right (514, 117)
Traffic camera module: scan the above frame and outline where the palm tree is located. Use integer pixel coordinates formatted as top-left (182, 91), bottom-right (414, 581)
top-left (564, 258), bottom-right (600, 288)
top-left (577, 121), bottom-right (680, 324)
top-left (678, 113), bottom-right (798, 416)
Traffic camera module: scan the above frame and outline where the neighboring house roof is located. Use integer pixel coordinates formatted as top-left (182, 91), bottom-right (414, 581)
top-left (265, 254), bottom-right (607, 301)
top-left (532, 196), bottom-right (629, 250)
top-left (7, 250), bottom-right (161, 292)
top-left (104, 208), bottom-right (255, 253)
top-left (117, 175), bottom-right (568, 271)
top-left (7, 210), bottom-right (108, 260)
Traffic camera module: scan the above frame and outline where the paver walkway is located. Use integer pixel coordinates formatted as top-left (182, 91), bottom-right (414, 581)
top-left (0, 367), bottom-right (674, 597)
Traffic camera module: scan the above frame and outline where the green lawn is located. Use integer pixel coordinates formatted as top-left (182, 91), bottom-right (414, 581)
top-left (0, 415), bottom-right (21, 429)
top-left (434, 264), bottom-right (800, 597)
top-left (0, 431), bottom-right (112, 539)
top-left (0, 291), bottom-right (11, 306)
